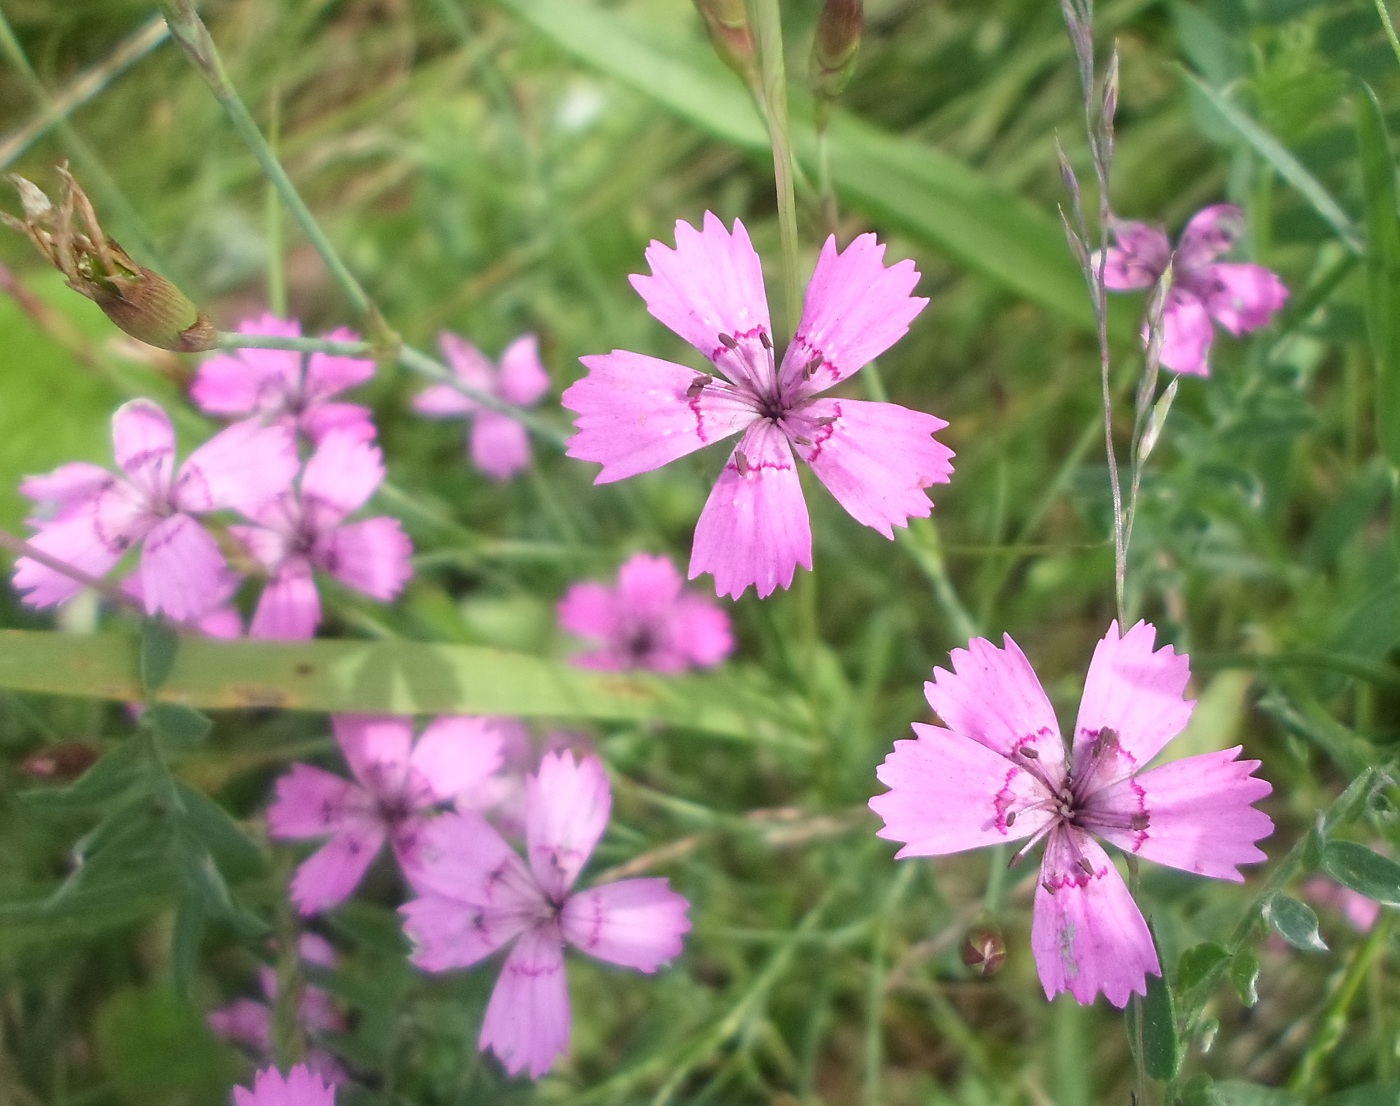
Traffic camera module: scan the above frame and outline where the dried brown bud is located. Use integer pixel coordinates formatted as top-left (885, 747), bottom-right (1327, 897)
top-left (960, 922), bottom-right (1007, 978)
top-left (692, 0), bottom-right (758, 90)
top-left (811, 0), bottom-right (863, 107)
top-left (2, 164), bottom-right (215, 352)
top-left (20, 741), bottom-right (102, 782)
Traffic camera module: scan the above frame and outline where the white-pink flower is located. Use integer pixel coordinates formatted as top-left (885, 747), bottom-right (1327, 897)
top-left (413, 332), bottom-right (550, 481)
top-left (870, 621), bottom-right (1273, 1006)
top-left (401, 751), bottom-right (691, 1079)
top-left (192, 313), bottom-right (376, 444)
top-left (563, 213), bottom-right (954, 600)
top-left (557, 552), bottom-right (733, 672)
top-left (13, 399), bottom-right (297, 621)
top-left (230, 432), bottom-right (413, 640)
top-left (1097, 204), bottom-right (1288, 376)
top-left (267, 714), bottom-right (507, 915)
top-left (232, 1065), bottom-right (336, 1106)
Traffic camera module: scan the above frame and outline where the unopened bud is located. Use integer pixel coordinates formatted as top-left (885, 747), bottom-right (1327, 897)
top-left (811, 0), bottom-right (863, 108)
top-left (692, 0), bottom-right (758, 90)
top-left (20, 741), bottom-right (102, 782)
top-left (2, 165), bottom-right (215, 352)
top-left (960, 922), bottom-right (1007, 978)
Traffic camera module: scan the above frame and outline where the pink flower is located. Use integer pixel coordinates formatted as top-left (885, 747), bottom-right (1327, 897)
top-left (563, 213), bottom-right (954, 599)
top-left (1097, 205), bottom-right (1288, 376)
top-left (209, 934), bottom-right (346, 1085)
top-left (869, 621), bottom-right (1273, 1006)
top-left (192, 313), bottom-right (376, 444)
top-left (232, 1065), bottom-right (336, 1106)
top-left (413, 333), bottom-right (550, 481)
top-left (268, 714), bottom-right (507, 915)
top-left (557, 553), bottom-right (733, 672)
top-left (13, 400), bottom-right (297, 621)
top-left (401, 751), bottom-right (691, 1079)
top-left (230, 432), bottom-right (413, 640)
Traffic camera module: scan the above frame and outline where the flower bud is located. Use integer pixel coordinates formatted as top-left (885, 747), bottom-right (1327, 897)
top-left (811, 0), bottom-right (863, 108)
top-left (692, 0), bottom-right (759, 90)
top-left (960, 922), bottom-right (1007, 978)
top-left (2, 165), bottom-right (215, 352)
top-left (19, 740), bottom-right (102, 782)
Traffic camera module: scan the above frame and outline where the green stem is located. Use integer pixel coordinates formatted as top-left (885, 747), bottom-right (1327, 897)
top-left (750, 0), bottom-right (800, 335)
top-left (1375, 0), bottom-right (1400, 70)
top-left (264, 87), bottom-right (287, 317)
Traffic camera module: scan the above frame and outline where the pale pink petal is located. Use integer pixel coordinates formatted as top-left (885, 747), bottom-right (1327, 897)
top-left (301, 434), bottom-right (385, 522)
top-left (479, 924), bottom-right (571, 1079)
top-left (469, 410), bottom-right (532, 481)
top-left (13, 512), bottom-right (128, 608)
top-left (232, 1064), bottom-right (336, 1106)
top-left (871, 723), bottom-right (1051, 856)
top-left (20, 462), bottom-right (114, 516)
top-left (439, 332), bottom-right (495, 393)
top-left (288, 822), bottom-right (387, 914)
top-left (922, 635), bottom-right (1067, 777)
top-left (409, 716), bottom-right (506, 803)
top-left (402, 810), bottom-right (539, 909)
top-left (176, 419), bottom-right (299, 514)
top-left (197, 605), bottom-right (244, 639)
top-left (267, 763), bottom-right (370, 840)
top-left (299, 932), bottom-right (338, 971)
top-left (778, 233), bottom-right (927, 393)
top-left (400, 890), bottom-right (530, 972)
top-left (333, 715), bottom-right (413, 791)
top-left (497, 334), bottom-right (550, 406)
top-left (564, 351), bottom-right (755, 483)
top-left (301, 402), bottom-right (378, 446)
top-left (1195, 262), bottom-right (1288, 335)
top-left (208, 997), bottom-right (271, 1050)
top-left (525, 752), bottom-right (611, 901)
top-left (790, 397), bottom-right (953, 538)
top-left (557, 581), bottom-right (618, 643)
top-left (1088, 747), bottom-right (1272, 879)
top-left (111, 399), bottom-right (177, 502)
top-left (230, 521), bottom-right (289, 573)
top-left (629, 212), bottom-right (772, 364)
top-left (305, 328), bottom-right (375, 400)
top-left (1155, 289), bottom-right (1215, 377)
top-left (562, 878), bottom-right (691, 970)
top-left (138, 513), bottom-right (238, 621)
top-left (689, 420), bottom-right (811, 600)
top-left (615, 553), bottom-right (684, 621)
top-left (1175, 204), bottom-right (1244, 270)
top-left (1031, 830), bottom-right (1159, 1006)
top-left (413, 383), bottom-right (476, 417)
top-left (1098, 220), bottom-right (1170, 289)
top-left (316, 516), bottom-right (413, 600)
top-left (1071, 620), bottom-right (1193, 786)
top-left (249, 559), bottom-right (322, 640)
top-left (189, 351), bottom-right (268, 417)
top-left (671, 594), bottom-right (733, 667)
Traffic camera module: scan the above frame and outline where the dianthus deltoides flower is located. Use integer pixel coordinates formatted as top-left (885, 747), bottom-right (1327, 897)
top-left (1097, 204), bottom-right (1287, 377)
top-left (233, 1065), bottom-right (335, 1106)
top-left (870, 621), bottom-right (1273, 1006)
top-left (557, 552), bottom-right (732, 672)
top-left (401, 751), bottom-right (691, 1078)
top-left (563, 213), bottom-right (954, 599)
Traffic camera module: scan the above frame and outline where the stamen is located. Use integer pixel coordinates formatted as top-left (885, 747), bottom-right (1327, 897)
top-left (1005, 810), bottom-right (1017, 827)
top-left (687, 373), bottom-right (713, 398)
top-left (718, 332), bottom-right (739, 351)
top-left (814, 416), bottom-right (836, 427)
top-left (1077, 857), bottom-right (1094, 877)
top-left (759, 330), bottom-right (772, 350)
top-left (802, 355), bottom-right (822, 379)
top-left (1042, 879), bottom-right (1057, 896)
top-left (1018, 746), bottom-right (1039, 760)
top-left (735, 450), bottom-right (750, 477)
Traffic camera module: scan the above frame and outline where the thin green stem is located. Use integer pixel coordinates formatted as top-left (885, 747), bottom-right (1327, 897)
top-left (264, 87), bottom-right (287, 317)
top-left (750, 0), bottom-right (800, 335)
top-left (1375, 0), bottom-right (1400, 70)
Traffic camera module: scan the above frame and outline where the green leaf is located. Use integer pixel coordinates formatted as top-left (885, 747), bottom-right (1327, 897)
top-left (147, 702), bottom-right (212, 748)
top-left (172, 780), bottom-right (265, 878)
top-left (1212, 1083), bottom-right (1303, 1106)
top-left (140, 620), bottom-right (180, 697)
top-left (1177, 941), bottom-right (1231, 992)
top-left (1230, 948), bottom-right (1261, 1007)
top-left (1140, 960), bottom-right (1180, 1080)
top-left (1316, 1082), bottom-right (1400, 1106)
top-left (1353, 80), bottom-right (1400, 469)
top-left (20, 738), bottom-right (144, 812)
top-left (95, 986), bottom-right (238, 1106)
top-left (169, 898), bottom-right (204, 1000)
top-left (1264, 894), bottom-right (1328, 951)
top-left (1322, 840), bottom-right (1400, 906)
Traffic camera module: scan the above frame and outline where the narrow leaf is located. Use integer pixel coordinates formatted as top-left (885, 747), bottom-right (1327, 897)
top-left (147, 703), bottom-right (213, 749)
top-left (140, 619), bottom-right (180, 696)
top-left (1322, 840), bottom-right (1400, 906)
top-left (1141, 961), bottom-right (1180, 1079)
top-left (1354, 80), bottom-right (1400, 469)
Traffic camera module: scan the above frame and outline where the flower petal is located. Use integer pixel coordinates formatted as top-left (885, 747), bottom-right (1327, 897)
top-left (111, 399), bottom-right (176, 502)
top-left (1071, 620), bottom-right (1193, 788)
top-left (413, 383), bottom-right (476, 417)
top-left (249, 559), bottom-right (321, 640)
top-left (557, 581), bottom-right (619, 644)
top-left (526, 752), bottom-right (611, 901)
top-left (233, 1064), bottom-right (336, 1106)
top-left (1175, 204), bottom-right (1244, 270)
top-left (267, 763), bottom-right (369, 840)
top-left (1155, 288), bottom-right (1215, 377)
top-left (672, 593), bottom-right (733, 668)
top-left (333, 715), bottom-right (413, 792)
top-left (1088, 746), bottom-right (1273, 879)
top-left (439, 331), bottom-right (495, 393)
top-left (410, 716), bottom-right (506, 803)
top-left (316, 516), bottom-right (413, 600)
top-left (922, 634), bottom-right (1066, 777)
top-left (563, 351), bottom-right (754, 483)
top-left (561, 877), bottom-right (691, 970)
top-left (480, 924), bottom-right (571, 1079)
top-left (302, 433), bottom-right (385, 522)
top-left (870, 723), bottom-right (1050, 857)
top-left (689, 421), bottom-right (811, 600)
top-left (301, 402), bottom-right (378, 446)
top-left (288, 823), bottom-right (387, 914)
top-left (208, 998), bottom-right (271, 1051)
top-left (13, 511), bottom-right (128, 607)
top-left (469, 410), bottom-right (532, 481)
top-left (1195, 262), bottom-right (1288, 335)
top-left (1031, 831), bottom-right (1159, 1007)
top-left (21, 462), bottom-right (115, 516)
top-left (790, 397), bottom-right (953, 538)
top-left (615, 552), bottom-right (684, 620)
top-left (497, 334), bottom-right (551, 406)
top-left (404, 811), bottom-right (540, 910)
top-left (176, 418), bottom-right (299, 514)
top-left (400, 888), bottom-right (530, 972)
top-left (1097, 220), bottom-right (1170, 290)
top-left (305, 326), bottom-right (375, 400)
top-left (138, 513), bottom-right (238, 621)
top-left (778, 233), bottom-right (927, 392)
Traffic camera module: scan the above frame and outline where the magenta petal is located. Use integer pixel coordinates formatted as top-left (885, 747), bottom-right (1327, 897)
top-left (1156, 289), bottom-right (1215, 376)
top-left (250, 559), bottom-right (321, 640)
top-left (557, 581), bottom-right (618, 643)
top-left (791, 397), bottom-right (953, 538)
top-left (208, 997), bottom-right (272, 1050)
top-left (190, 350), bottom-right (268, 417)
top-left (302, 433), bottom-right (385, 521)
top-left (689, 421), bottom-right (811, 600)
top-left (1099, 220), bottom-right (1170, 289)
top-left (1197, 262), bottom-right (1288, 335)
top-left (177, 418), bottom-right (299, 514)
top-left (470, 410), bottom-right (532, 481)
top-left (616, 552), bottom-right (684, 620)
top-left (480, 925), bottom-right (571, 1079)
top-left (400, 890), bottom-right (530, 972)
top-left (629, 212), bottom-right (771, 362)
top-left (671, 593), bottom-right (733, 667)
top-left (497, 334), bottom-right (550, 406)
top-left (306, 327), bottom-right (375, 399)
top-left (233, 1064), bottom-right (337, 1106)
top-left (439, 332), bottom-right (495, 392)
top-left (1175, 204), bottom-right (1244, 270)
top-left (1092, 747), bottom-right (1272, 879)
top-left (267, 764), bottom-right (368, 840)
top-left (779, 233), bottom-right (927, 392)
top-left (21, 462), bottom-right (114, 515)
top-left (318, 516), bottom-right (413, 600)
top-left (289, 823), bottom-right (387, 914)
top-left (302, 402), bottom-right (378, 446)
top-left (333, 715), bottom-right (413, 791)
top-left (111, 400), bottom-right (177, 501)
top-left (13, 512), bottom-right (128, 608)
top-left (409, 716), bottom-right (506, 803)
top-left (561, 877), bottom-right (691, 970)
top-left (922, 635), bottom-right (1066, 776)
top-left (525, 752), bottom-right (611, 901)
top-left (564, 351), bottom-right (754, 483)
top-left (870, 723), bottom-right (1051, 857)
top-left (1071, 620), bottom-right (1193, 784)
top-left (1031, 831), bottom-right (1159, 1007)
top-left (139, 513), bottom-right (237, 621)
top-left (413, 382), bottom-right (475, 417)
top-left (404, 810), bottom-right (539, 907)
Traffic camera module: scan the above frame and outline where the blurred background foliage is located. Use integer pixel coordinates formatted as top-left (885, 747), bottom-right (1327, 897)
top-left (0, 0), bottom-right (1398, 1104)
